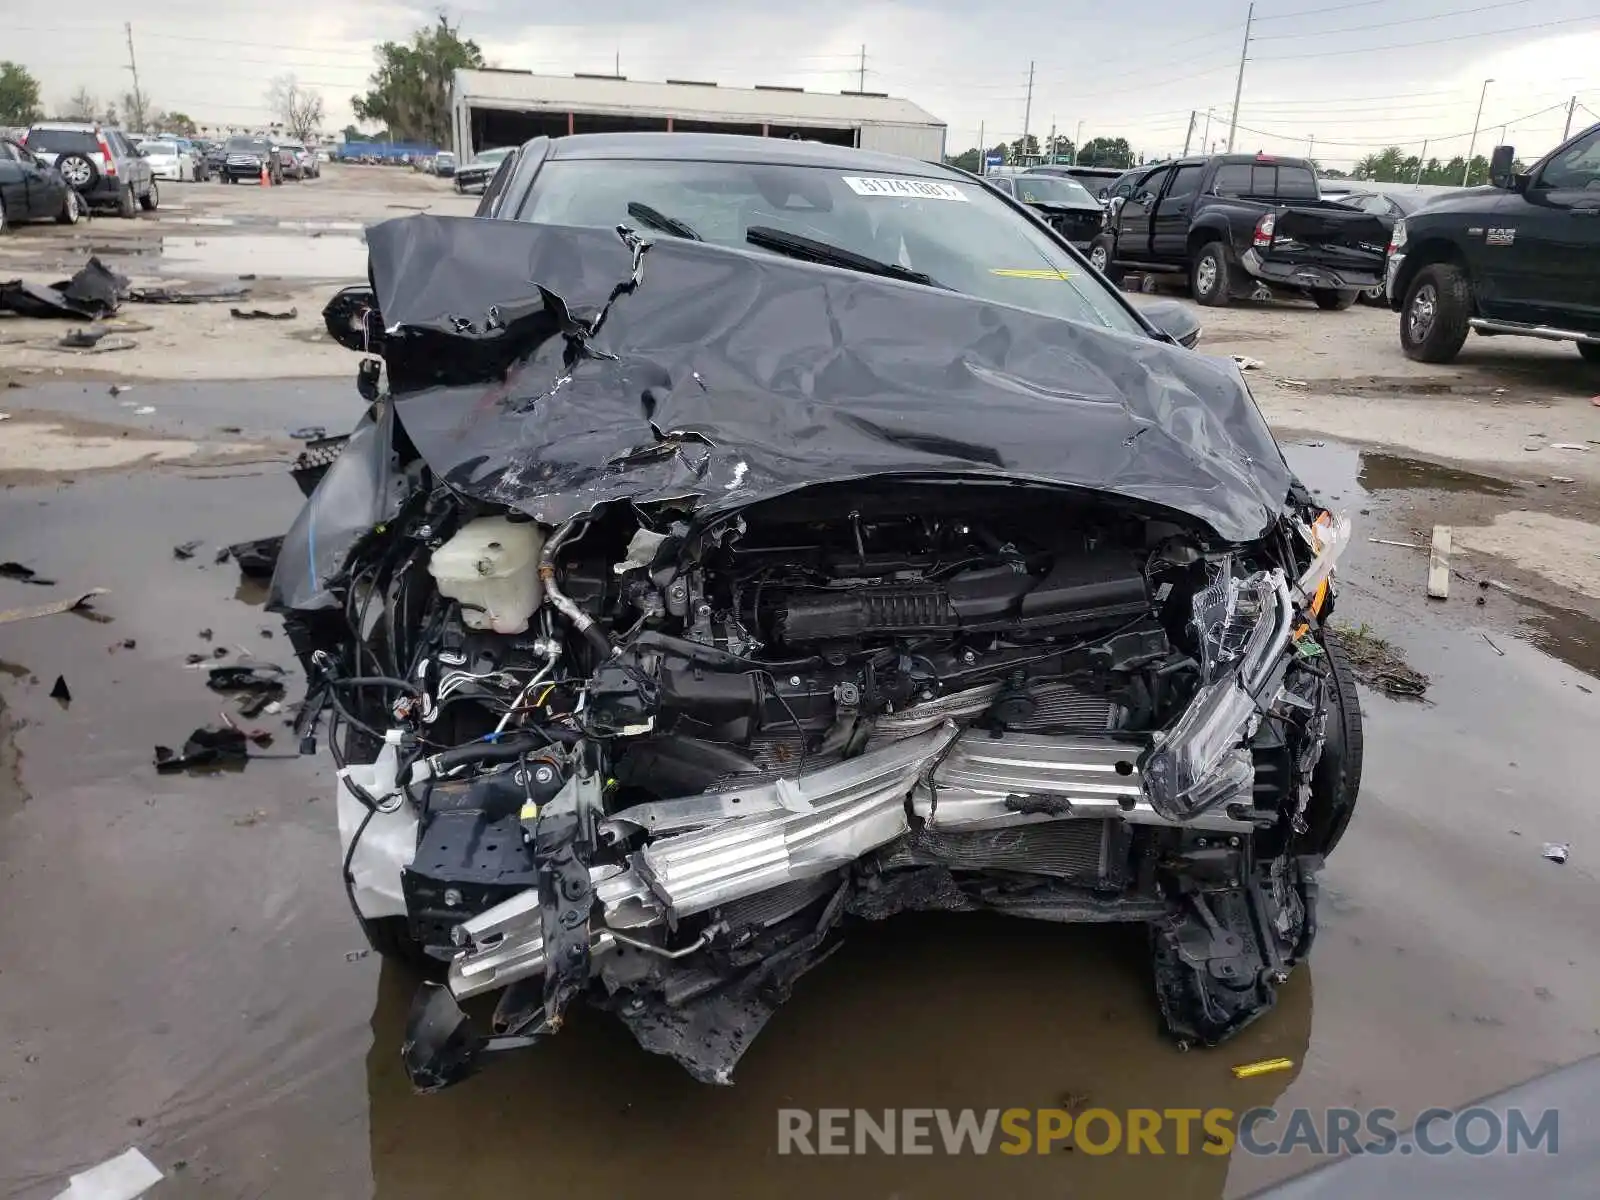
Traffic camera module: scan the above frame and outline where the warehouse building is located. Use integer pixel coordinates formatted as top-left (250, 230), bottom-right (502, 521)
top-left (449, 69), bottom-right (946, 163)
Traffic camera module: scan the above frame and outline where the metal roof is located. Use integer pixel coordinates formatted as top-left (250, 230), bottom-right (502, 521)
top-left (543, 132), bottom-right (959, 177)
top-left (452, 69), bottom-right (943, 130)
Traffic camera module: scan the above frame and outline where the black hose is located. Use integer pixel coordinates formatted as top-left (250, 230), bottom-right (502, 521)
top-left (428, 731), bottom-right (549, 775)
top-left (331, 675), bottom-right (424, 699)
top-left (341, 804), bottom-right (378, 927)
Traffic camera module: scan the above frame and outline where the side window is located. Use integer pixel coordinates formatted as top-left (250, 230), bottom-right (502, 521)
top-left (1536, 127), bottom-right (1600, 191)
top-left (1212, 164), bottom-right (1251, 196)
top-left (0, 142), bottom-right (18, 163)
top-left (991, 177), bottom-right (1014, 195)
top-left (1164, 165), bottom-right (1204, 200)
top-left (1135, 168), bottom-right (1171, 202)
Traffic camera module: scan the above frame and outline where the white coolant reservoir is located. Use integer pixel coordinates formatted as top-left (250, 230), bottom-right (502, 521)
top-left (427, 516), bottom-right (544, 634)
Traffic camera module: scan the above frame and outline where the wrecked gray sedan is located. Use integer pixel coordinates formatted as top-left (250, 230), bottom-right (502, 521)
top-left (277, 135), bottom-right (1361, 1091)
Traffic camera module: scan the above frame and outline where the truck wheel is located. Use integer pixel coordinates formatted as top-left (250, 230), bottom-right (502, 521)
top-left (1400, 263), bottom-right (1471, 363)
top-left (1191, 242), bottom-right (1232, 307)
top-left (1088, 235), bottom-right (1122, 283)
top-left (1578, 343), bottom-right (1600, 365)
top-left (1311, 288), bottom-right (1356, 311)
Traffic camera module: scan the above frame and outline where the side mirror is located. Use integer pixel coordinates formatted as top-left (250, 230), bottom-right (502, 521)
top-left (1141, 299), bottom-right (1202, 349)
top-left (1489, 145), bottom-right (1515, 188)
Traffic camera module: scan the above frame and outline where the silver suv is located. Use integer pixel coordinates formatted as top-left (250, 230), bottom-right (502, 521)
top-left (22, 122), bottom-right (159, 217)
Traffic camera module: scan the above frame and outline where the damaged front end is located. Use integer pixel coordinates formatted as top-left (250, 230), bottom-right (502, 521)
top-left (281, 215), bottom-right (1359, 1090)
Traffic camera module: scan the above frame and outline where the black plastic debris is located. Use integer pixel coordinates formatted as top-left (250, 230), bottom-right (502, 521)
top-left (208, 663), bottom-right (288, 717)
top-left (126, 284), bottom-right (250, 305)
top-left (0, 258), bottom-right (129, 319)
top-left (185, 653), bottom-right (206, 665)
top-left (59, 327), bottom-right (109, 349)
top-left (225, 536), bottom-right (283, 579)
top-left (230, 306), bottom-right (298, 321)
top-left (288, 426), bottom-right (327, 441)
top-left (173, 540), bottom-right (202, 560)
top-left (50, 675), bottom-right (71, 704)
top-left (214, 547), bottom-right (232, 565)
top-left (0, 562), bottom-right (54, 586)
top-left (154, 726), bottom-right (250, 773)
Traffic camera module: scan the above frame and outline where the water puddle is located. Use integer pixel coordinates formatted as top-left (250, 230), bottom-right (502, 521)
top-left (1357, 451), bottom-right (1516, 496)
top-left (150, 234), bottom-right (368, 280)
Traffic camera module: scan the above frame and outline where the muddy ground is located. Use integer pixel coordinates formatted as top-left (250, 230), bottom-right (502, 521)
top-left (1, 171), bottom-right (1598, 1199)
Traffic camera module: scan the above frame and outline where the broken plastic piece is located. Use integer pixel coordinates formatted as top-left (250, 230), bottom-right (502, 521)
top-left (225, 536), bottom-right (283, 579)
top-left (1542, 842), bottom-right (1569, 864)
top-left (0, 588), bottom-right (108, 627)
top-left (0, 562), bottom-right (54, 586)
top-left (173, 541), bottom-right (202, 560)
top-left (1231, 1056), bottom-right (1294, 1079)
top-left (153, 726), bottom-right (250, 773)
top-left (50, 675), bottom-right (71, 704)
top-left (230, 306), bottom-right (299, 321)
top-left (50, 1146), bottom-right (162, 1200)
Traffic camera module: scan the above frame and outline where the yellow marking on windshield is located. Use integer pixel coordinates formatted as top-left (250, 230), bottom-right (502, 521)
top-left (989, 267), bottom-right (1075, 280)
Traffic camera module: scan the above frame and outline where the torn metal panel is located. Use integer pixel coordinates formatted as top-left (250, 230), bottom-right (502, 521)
top-left (362, 215), bottom-right (1292, 543)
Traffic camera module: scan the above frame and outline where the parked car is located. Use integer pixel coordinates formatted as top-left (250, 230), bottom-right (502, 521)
top-left (988, 171), bottom-right (1104, 249)
top-left (298, 144), bottom-right (321, 179)
top-left (298, 132), bottom-right (1359, 1092)
top-left (277, 140), bottom-right (307, 181)
top-left (1090, 153), bottom-right (1389, 309)
top-left (453, 145), bottom-right (514, 193)
top-left (173, 138), bottom-right (211, 181)
top-left (0, 136), bottom-right (85, 231)
top-left (1330, 189), bottom-right (1451, 303)
top-left (139, 138), bottom-right (193, 182)
top-left (432, 151), bottom-right (456, 178)
top-left (1386, 122), bottom-right (1600, 365)
top-left (198, 139), bottom-right (227, 180)
top-left (221, 136), bottom-right (284, 184)
top-left (21, 122), bottom-right (158, 217)
top-left (1027, 163), bottom-right (1127, 200)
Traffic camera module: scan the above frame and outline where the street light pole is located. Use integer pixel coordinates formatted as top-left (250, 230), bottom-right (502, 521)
top-left (1226, 3), bottom-right (1254, 153)
top-left (1463, 77), bottom-right (1492, 186)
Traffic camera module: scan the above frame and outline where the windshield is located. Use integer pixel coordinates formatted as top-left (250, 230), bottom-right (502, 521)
top-left (1013, 176), bottom-right (1096, 206)
top-left (521, 159), bottom-right (1141, 334)
top-left (146, 141), bottom-right (178, 155)
top-left (474, 147), bottom-right (512, 165)
top-left (227, 138), bottom-right (268, 153)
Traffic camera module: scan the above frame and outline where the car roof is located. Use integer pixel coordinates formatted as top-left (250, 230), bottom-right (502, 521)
top-left (29, 120), bottom-right (100, 131)
top-left (544, 132), bottom-right (958, 180)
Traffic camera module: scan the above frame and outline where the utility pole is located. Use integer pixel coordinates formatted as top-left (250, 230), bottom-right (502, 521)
top-left (615, 48), bottom-right (620, 76)
top-left (124, 22), bottom-right (145, 132)
top-left (858, 45), bottom-right (867, 92)
top-left (1415, 139), bottom-right (1428, 184)
top-left (1562, 95), bottom-right (1576, 140)
top-left (1202, 107), bottom-right (1213, 150)
top-left (1022, 61), bottom-right (1035, 156)
top-left (978, 120), bottom-right (985, 173)
top-left (1182, 110), bottom-right (1197, 156)
top-left (1463, 77), bottom-right (1492, 185)
top-left (1226, 3), bottom-right (1254, 153)
top-left (1074, 118), bottom-right (1084, 164)
top-left (1307, 133), bottom-right (1314, 160)
top-left (1049, 120), bottom-right (1057, 164)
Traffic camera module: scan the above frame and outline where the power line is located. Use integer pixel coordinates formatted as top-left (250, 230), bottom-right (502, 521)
top-left (1231, 99), bottom-right (1571, 147)
top-left (1255, 14), bottom-right (1600, 60)
top-left (1253, 0), bottom-right (1531, 40)
top-left (1253, 0), bottom-right (1383, 22)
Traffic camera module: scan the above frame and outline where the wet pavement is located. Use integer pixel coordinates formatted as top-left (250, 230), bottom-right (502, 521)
top-left (0, 412), bottom-right (1596, 1199)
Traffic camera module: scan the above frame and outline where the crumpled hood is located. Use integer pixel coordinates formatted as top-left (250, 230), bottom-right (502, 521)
top-left (365, 214), bottom-right (1292, 542)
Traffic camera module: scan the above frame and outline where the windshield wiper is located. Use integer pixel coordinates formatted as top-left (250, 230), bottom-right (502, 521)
top-left (744, 225), bottom-right (945, 290)
top-left (625, 202), bottom-right (701, 241)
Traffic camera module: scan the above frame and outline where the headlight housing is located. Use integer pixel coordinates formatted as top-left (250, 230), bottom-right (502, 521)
top-left (1142, 570), bottom-right (1291, 821)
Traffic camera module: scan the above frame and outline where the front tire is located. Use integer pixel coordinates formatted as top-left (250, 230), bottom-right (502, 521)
top-left (1191, 241), bottom-right (1232, 307)
top-left (1311, 288), bottom-right (1356, 311)
top-left (1300, 634), bottom-right (1365, 856)
top-left (1399, 263), bottom-right (1472, 363)
top-left (55, 188), bottom-right (81, 225)
top-left (1088, 234), bottom-right (1123, 284)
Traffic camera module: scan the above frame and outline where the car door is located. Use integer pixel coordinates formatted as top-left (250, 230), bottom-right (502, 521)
top-left (1502, 125), bottom-right (1600, 325)
top-left (18, 144), bottom-right (66, 218)
top-left (990, 176), bottom-right (1016, 198)
top-left (1113, 166), bottom-right (1171, 261)
top-left (1151, 163), bottom-right (1205, 259)
top-left (0, 140), bottom-right (27, 221)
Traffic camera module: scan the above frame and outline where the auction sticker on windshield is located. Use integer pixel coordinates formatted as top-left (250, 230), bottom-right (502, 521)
top-left (843, 176), bottom-right (969, 201)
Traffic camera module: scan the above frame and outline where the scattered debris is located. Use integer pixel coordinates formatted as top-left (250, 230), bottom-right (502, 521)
top-left (1230, 354), bottom-right (1264, 370)
top-left (126, 284), bottom-right (249, 305)
top-left (0, 562), bottom-right (55, 586)
top-left (119, 638), bottom-right (136, 650)
top-left (50, 675), bottom-right (72, 704)
top-left (132, 406), bottom-right (155, 415)
top-left (0, 588), bottom-right (108, 627)
top-left (233, 810), bottom-right (269, 827)
top-left (153, 726), bottom-right (250, 773)
top-left (1331, 624), bottom-right (1430, 699)
top-left (1481, 632), bottom-right (1505, 656)
top-left (230, 306), bottom-right (298, 321)
top-left (184, 653), bottom-right (206, 666)
top-left (1231, 1057), bottom-right (1294, 1080)
top-left (0, 412), bottom-right (9, 420)
top-left (1427, 525), bottom-right (1451, 600)
top-left (207, 664), bottom-right (288, 717)
top-left (1551, 475), bottom-right (1576, 483)
top-left (1549, 443), bottom-right (1589, 451)
top-left (346, 949), bottom-right (371, 962)
top-left (1541, 842), bottom-right (1570, 865)
top-left (287, 426), bottom-right (327, 441)
top-left (173, 540), bottom-right (202, 561)
top-left (108, 384), bottom-right (133, 397)
top-left (0, 257), bottom-right (128, 320)
top-left (224, 536), bottom-right (283, 579)
top-left (49, 1145), bottom-right (162, 1200)
top-left (198, 628), bottom-right (214, 641)
top-left (59, 327), bottom-right (109, 349)
top-left (1277, 378), bottom-right (1309, 388)
top-left (1368, 538), bottom-right (1422, 549)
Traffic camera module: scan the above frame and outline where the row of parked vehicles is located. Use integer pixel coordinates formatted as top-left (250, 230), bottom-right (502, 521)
top-left (985, 123), bottom-right (1600, 366)
top-left (0, 122), bottom-right (327, 233)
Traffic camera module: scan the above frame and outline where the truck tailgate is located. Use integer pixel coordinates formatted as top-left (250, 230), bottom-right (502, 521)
top-left (1270, 206), bottom-right (1389, 273)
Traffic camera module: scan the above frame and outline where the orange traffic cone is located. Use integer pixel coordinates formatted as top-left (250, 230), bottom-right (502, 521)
top-left (260, 162), bottom-right (270, 187)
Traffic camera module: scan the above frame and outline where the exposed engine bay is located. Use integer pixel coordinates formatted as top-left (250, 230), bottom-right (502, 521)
top-left (279, 213), bottom-right (1361, 1090)
top-left (289, 469), bottom-right (1352, 1089)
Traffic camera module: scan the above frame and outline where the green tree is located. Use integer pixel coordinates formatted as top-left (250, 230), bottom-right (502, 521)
top-left (0, 61), bottom-right (43, 125)
top-left (948, 147), bottom-right (981, 172)
top-left (159, 111), bottom-right (198, 137)
top-left (268, 75), bottom-right (325, 143)
top-left (988, 143), bottom-right (1010, 165)
top-left (1046, 133), bottom-right (1074, 163)
top-left (1008, 133), bottom-right (1040, 161)
top-left (1077, 136), bottom-right (1132, 168)
top-left (353, 16), bottom-right (484, 145)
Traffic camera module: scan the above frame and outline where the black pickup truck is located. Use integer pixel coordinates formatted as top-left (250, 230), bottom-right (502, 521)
top-left (1386, 121), bottom-right (1600, 364)
top-left (1089, 153), bottom-right (1389, 310)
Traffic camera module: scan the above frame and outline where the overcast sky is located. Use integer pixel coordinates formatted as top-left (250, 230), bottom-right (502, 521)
top-left (11, 0), bottom-right (1600, 166)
